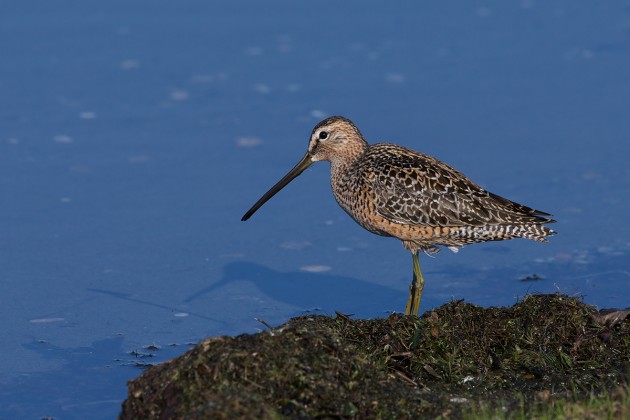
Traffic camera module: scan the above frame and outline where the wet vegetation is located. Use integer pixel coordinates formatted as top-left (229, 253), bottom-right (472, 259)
top-left (120, 294), bottom-right (629, 418)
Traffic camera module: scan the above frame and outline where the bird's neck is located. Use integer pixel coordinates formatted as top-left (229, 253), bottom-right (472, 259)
top-left (329, 143), bottom-right (368, 211)
top-left (329, 140), bottom-right (367, 174)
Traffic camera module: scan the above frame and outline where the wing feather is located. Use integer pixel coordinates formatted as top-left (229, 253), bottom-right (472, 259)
top-left (365, 144), bottom-right (553, 227)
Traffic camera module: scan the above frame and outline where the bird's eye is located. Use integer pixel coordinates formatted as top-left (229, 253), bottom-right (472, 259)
top-left (318, 131), bottom-right (328, 140)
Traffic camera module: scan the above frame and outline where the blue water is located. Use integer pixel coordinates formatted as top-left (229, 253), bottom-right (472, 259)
top-left (1, 1), bottom-right (629, 418)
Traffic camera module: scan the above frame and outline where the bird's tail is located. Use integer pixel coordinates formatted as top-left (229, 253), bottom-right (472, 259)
top-left (511, 223), bottom-right (556, 243)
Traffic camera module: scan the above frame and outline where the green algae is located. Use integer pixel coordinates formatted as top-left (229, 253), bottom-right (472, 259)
top-left (120, 294), bottom-right (630, 418)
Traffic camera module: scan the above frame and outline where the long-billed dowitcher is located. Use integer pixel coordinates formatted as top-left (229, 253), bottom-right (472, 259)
top-left (241, 116), bottom-right (556, 316)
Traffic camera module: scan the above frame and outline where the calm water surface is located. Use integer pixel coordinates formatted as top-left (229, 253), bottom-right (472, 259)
top-left (1, 1), bottom-right (629, 418)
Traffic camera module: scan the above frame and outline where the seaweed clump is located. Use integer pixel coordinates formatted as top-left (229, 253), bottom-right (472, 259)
top-left (120, 294), bottom-right (630, 418)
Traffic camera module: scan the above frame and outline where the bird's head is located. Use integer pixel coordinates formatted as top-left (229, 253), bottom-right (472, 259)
top-left (241, 116), bottom-right (366, 221)
top-left (307, 116), bottom-right (367, 163)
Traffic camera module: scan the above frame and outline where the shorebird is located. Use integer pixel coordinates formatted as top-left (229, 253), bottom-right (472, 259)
top-left (241, 116), bottom-right (555, 316)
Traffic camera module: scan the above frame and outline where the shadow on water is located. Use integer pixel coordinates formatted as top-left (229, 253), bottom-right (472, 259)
top-left (87, 288), bottom-right (226, 325)
top-left (186, 262), bottom-right (405, 315)
top-left (187, 247), bottom-right (630, 318)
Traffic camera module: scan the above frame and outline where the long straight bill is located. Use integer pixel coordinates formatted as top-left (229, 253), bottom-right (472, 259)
top-left (241, 152), bottom-right (313, 221)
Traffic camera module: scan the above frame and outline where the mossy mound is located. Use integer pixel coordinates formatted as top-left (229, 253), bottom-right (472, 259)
top-left (120, 294), bottom-right (629, 418)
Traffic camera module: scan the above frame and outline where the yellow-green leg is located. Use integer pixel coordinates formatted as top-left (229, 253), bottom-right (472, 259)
top-left (404, 251), bottom-right (424, 316)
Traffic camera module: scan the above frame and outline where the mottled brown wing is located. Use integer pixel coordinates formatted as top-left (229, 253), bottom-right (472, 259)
top-left (366, 144), bottom-right (550, 227)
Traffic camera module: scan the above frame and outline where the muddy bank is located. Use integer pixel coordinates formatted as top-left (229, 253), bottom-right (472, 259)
top-left (120, 294), bottom-right (629, 418)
